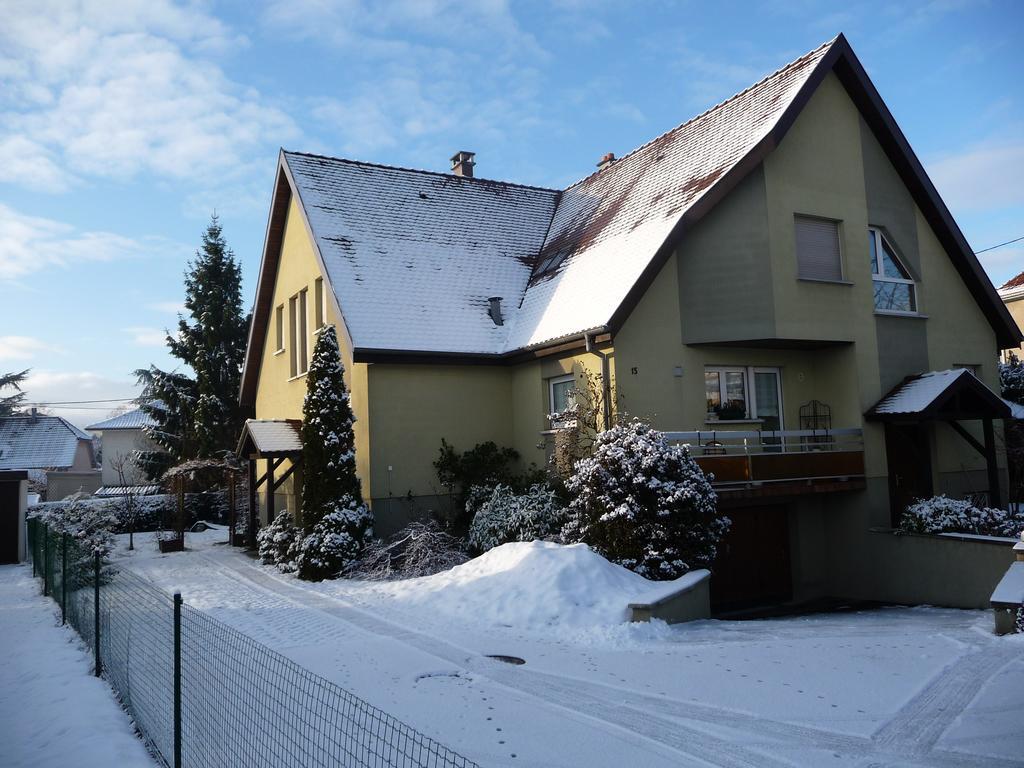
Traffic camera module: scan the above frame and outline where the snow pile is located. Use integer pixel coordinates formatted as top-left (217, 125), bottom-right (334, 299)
top-left (371, 540), bottom-right (691, 631)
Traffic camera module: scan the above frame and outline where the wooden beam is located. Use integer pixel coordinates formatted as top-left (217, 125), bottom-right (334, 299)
top-left (266, 458), bottom-right (276, 525)
top-left (247, 459), bottom-right (257, 550)
top-left (946, 420), bottom-right (986, 456)
top-left (984, 418), bottom-right (1002, 509)
top-left (271, 459), bottom-right (298, 492)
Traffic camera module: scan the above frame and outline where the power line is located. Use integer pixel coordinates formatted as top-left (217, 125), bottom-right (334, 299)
top-left (976, 235), bottom-right (1024, 255)
top-left (22, 397), bottom-right (138, 406)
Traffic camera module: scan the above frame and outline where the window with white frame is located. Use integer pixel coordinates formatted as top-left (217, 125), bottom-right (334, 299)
top-left (314, 277), bottom-right (325, 330)
top-left (795, 215), bottom-right (843, 281)
top-left (548, 374), bottom-right (576, 426)
top-left (869, 228), bottom-right (917, 313)
top-left (274, 304), bottom-right (284, 353)
top-left (704, 366), bottom-right (783, 428)
top-left (289, 289), bottom-right (309, 377)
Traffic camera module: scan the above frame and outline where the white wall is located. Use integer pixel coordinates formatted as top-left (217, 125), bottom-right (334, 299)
top-left (98, 429), bottom-right (158, 485)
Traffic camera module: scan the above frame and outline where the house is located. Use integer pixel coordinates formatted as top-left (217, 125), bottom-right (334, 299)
top-left (998, 271), bottom-right (1024, 362)
top-left (239, 35), bottom-right (1021, 609)
top-left (0, 412), bottom-right (100, 501)
top-left (86, 407), bottom-right (163, 497)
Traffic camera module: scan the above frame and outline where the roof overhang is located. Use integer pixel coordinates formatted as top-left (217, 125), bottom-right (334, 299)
top-left (865, 369), bottom-right (1011, 423)
top-left (236, 418), bottom-right (303, 459)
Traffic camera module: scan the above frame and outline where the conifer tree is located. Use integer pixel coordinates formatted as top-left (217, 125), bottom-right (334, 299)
top-left (0, 369), bottom-right (28, 417)
top-left (296, 326), bottom-right (372, 580)
top-left (135, 215), bottom-right (250, 478)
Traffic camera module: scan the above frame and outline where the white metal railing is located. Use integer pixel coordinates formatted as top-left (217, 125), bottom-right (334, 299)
top-left (663, 427), bottom-right (863, 456)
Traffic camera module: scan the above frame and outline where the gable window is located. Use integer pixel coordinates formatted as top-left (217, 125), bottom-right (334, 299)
top-left (869, 228), bottom-right (917, 313)
top-left (289, 289), bottom-right (309, 377)
top-left (548, 374), bottom-right (576, 426)
top-left (274, 304), bottom-right (284, 353)
top-left (314, 277), bottom-right (325, 330)
top-left (795, 215), bottom-right (843, 281)
top-left (705, 366), bottom-right (783, 427)
top-left (288, 296), bottom-right (298, 377)
top-left (298, 288), bottom-right (309, 374)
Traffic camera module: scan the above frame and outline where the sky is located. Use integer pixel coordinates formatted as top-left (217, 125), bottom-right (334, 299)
top-left (1, 0), bottom-right (1022, 427)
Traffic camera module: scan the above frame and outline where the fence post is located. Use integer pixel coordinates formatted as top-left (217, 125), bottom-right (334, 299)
top-left (30, 521), bottom-right (36, 578)
top-left (43, 524), bottom-right (49, 597)
top-left (94, 551), bottom-right (102, 678)
top-left (61, 532), bottom-right (68, 624)
top-left (173, 592), bottom-right (182, 768)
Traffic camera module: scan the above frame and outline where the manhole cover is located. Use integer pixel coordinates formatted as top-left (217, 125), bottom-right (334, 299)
top-left (485, 654), bottom-right (525, 665)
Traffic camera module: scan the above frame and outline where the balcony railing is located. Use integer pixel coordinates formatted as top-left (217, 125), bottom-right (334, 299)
top-left (664, 428), bottom-right (865, 494)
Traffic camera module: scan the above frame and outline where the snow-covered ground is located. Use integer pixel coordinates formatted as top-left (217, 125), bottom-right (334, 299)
top-left (117, 529), bottom-right (1024, 768)
top-left (0, 564), bottom-right (156, 768)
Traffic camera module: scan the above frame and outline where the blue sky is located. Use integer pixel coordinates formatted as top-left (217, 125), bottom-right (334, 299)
top-left (1, 0), bottom-right (1022, 426)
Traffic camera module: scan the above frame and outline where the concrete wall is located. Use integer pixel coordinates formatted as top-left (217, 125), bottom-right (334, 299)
top-left (46, 470), bottom-right (102, 501)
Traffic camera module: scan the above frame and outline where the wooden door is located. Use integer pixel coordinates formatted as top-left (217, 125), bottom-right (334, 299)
top-left (710, 504), bottom-right (792, 609)
top-left (0, 481), bottom-right (19, 564)
top-left (884, 424), bottom-right (932, 526)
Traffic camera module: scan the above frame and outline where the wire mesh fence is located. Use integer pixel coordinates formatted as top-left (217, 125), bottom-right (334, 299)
top-left (25, 518), bottom-right (480, 768)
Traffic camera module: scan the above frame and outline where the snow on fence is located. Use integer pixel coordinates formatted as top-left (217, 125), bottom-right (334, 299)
top-left (25, 519), bottom-right (480, 768)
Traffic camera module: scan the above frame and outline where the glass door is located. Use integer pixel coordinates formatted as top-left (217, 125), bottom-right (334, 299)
top-left (753, 369), bottom-right (783, 451)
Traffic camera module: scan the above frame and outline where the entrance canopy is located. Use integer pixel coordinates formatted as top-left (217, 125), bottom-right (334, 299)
top-left (865, 369), bottom-right (1010, 423)
top-left (236, 419), bottom-right (302, 459)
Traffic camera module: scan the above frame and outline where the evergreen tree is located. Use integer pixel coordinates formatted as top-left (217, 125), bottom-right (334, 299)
top-left (135, 215), bottom-right (250, 478)
top-left (296, 326), bottom-right (372, 580)
top-left (0, 369), bottom-right (28, 417)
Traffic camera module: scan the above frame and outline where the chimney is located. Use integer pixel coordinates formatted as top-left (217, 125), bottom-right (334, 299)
top-left (597, 152), bottom-right (616, 171)
top-left (451, 150), bottom-right (476, 177)
top-left (488, 297), bottom-right (504, 326)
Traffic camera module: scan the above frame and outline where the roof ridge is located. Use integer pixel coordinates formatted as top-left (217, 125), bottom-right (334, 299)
top-left (282, 149), bottom-right (561, 194)
top-left (560, 35), bottom-right (839, 192)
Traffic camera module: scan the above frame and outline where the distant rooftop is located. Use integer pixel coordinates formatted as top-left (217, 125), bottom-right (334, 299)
top-left (86, 406), bottom-right (157, 432)
top-left (0, 415), bottom-right (94, 470)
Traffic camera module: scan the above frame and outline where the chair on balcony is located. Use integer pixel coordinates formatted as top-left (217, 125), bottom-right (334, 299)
top-left (800, 400), bottom-right (833, 452)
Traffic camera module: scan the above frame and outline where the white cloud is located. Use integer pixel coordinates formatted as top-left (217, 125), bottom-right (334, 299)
top-left (0, 0), bottom-right (296, 191)
top-left (123, 327), bottom-right (168, 347)
top-left (21, 369), bottom-right (140, 428)
top-left (0, 202), bottom-right (157, 280)
top-left (928, 139), bottom-right (1024, 213)
top-left (148, 301), bottom-right (185, 315)
top-left (0, 335), bottom-right (63, 362)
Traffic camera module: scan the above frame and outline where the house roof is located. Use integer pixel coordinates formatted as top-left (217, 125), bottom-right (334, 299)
top-left (0, 415), bottom-right (94, 470)
top-left (94, 484), bottom-right (162, 497)
top-left (86, 407), bottom-right (157, 431)
top-left (236, 419), bottom-right (303, 458)
top-left (866, 369), bottom-right (1010, 421)
top-left (241, 34), bottom-right (1022, 405)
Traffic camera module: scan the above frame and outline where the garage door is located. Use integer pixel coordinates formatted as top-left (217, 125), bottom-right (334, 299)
top-left (0, 481), bottom-right (20, 564)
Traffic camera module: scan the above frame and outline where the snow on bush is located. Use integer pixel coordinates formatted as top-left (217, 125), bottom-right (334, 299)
top-left (561, 419), bottom-right (728, 580)
top-left (296, 496), bottom-right (373, 581)
top-left (347, 520), bottom-right (469, 580)
top-left (467, 483), bottom-right (567, 553)
top-left (899, 495), bottom-right (1024, 537)
top-left (257, 510), bottom-right (300, 573)
top-left (1000, 359), bottom-right (1024, 403)
top-left (30, 493), bottom-right (119, 558)
top-left (31, 494), bottom-right (174, 535)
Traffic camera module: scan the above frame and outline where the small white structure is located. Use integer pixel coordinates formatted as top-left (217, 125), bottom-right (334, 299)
top-left (0, 470), bottom-right (28, 562)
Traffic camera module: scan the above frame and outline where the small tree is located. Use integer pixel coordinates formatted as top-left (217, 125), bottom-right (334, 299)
top-left (562, 419), bottom-right (728, 580)
top-left (296, 326), bottom-right (372, 580)
top-left (110, 452), bottom-right (142, 551)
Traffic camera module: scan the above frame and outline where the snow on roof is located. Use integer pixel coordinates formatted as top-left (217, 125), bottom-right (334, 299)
top-left (86, 407), bottom-right (157, 431)
top-left (239, 419), bottom-right (302, 455)
top-left (285, 152), bottom-right (559, 354)
top-left (94, 485), bottom-right (161, 497)
top-left (871, 369), bottom-right (974, 415)
top-left (284, 39), bottom-right (834, 354)
top-left (0, 415), bottom-right (93, 470)
top-left (1003, 398), bottom-right (1024, 420)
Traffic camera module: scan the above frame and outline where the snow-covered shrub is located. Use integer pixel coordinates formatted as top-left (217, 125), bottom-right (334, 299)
top-left (257, 510), bottom-right (300, 573)
top-left (1000, 358), bottom-right (1024, 404)
top-left (468, 483), bottom-right (568, 554)
top-left (30, 493), bottom-right (119, 558)
top-left (561, 419), bottom-right (728, 580)
top-left (347, 520), bottom-right (469, 580)
top-left (899, 495), bottom-right (1024, 537)
top-left (296, 496), bottom-right (373, 581)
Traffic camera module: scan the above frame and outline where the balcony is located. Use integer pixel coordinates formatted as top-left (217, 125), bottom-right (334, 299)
top-left (664, 428), bottom-right (865, 503)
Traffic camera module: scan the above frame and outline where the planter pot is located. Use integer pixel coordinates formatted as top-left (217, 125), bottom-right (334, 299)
top-left (158, 537), bottom-right (185, 553)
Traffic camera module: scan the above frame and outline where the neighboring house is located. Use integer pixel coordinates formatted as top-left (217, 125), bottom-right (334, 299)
top-left (239, 35), bottom-right (1022, 609)
top-left (86, 407), bottom-right (163, 496)
top-left (0, 413), bottom-right (100, 500)
top-left (998, 271), bottom-right (1024, 362)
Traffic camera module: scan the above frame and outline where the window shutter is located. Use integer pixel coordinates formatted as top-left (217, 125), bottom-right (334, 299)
top-left (795, 216), bottom-right (842, 281)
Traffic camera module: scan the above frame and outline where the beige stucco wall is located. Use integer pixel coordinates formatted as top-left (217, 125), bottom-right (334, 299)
top-left (97, 428), bottom-right (161, 486)
top-left (1002, 295), bottom-right (1024, 361)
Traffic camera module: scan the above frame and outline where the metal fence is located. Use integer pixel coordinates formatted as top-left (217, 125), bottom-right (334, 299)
top-left (25, 518), bottom-right (479, 768)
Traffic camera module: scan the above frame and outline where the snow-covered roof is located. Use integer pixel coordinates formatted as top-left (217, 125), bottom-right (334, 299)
top-left (86, 407), bottom-right (157, 432)
top-left (281, 39), bottom-right (832, 355)
top-left (94, 484), bottom-right (161, 497)
top-left (237, 419), bottom-right (302, 456)
top-left (868, 369), bottom-right (1010, 420)
top-left (1003, 398), bottom-right (1024, 421)
top-left (0, 415), bottom-right (93, 470)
